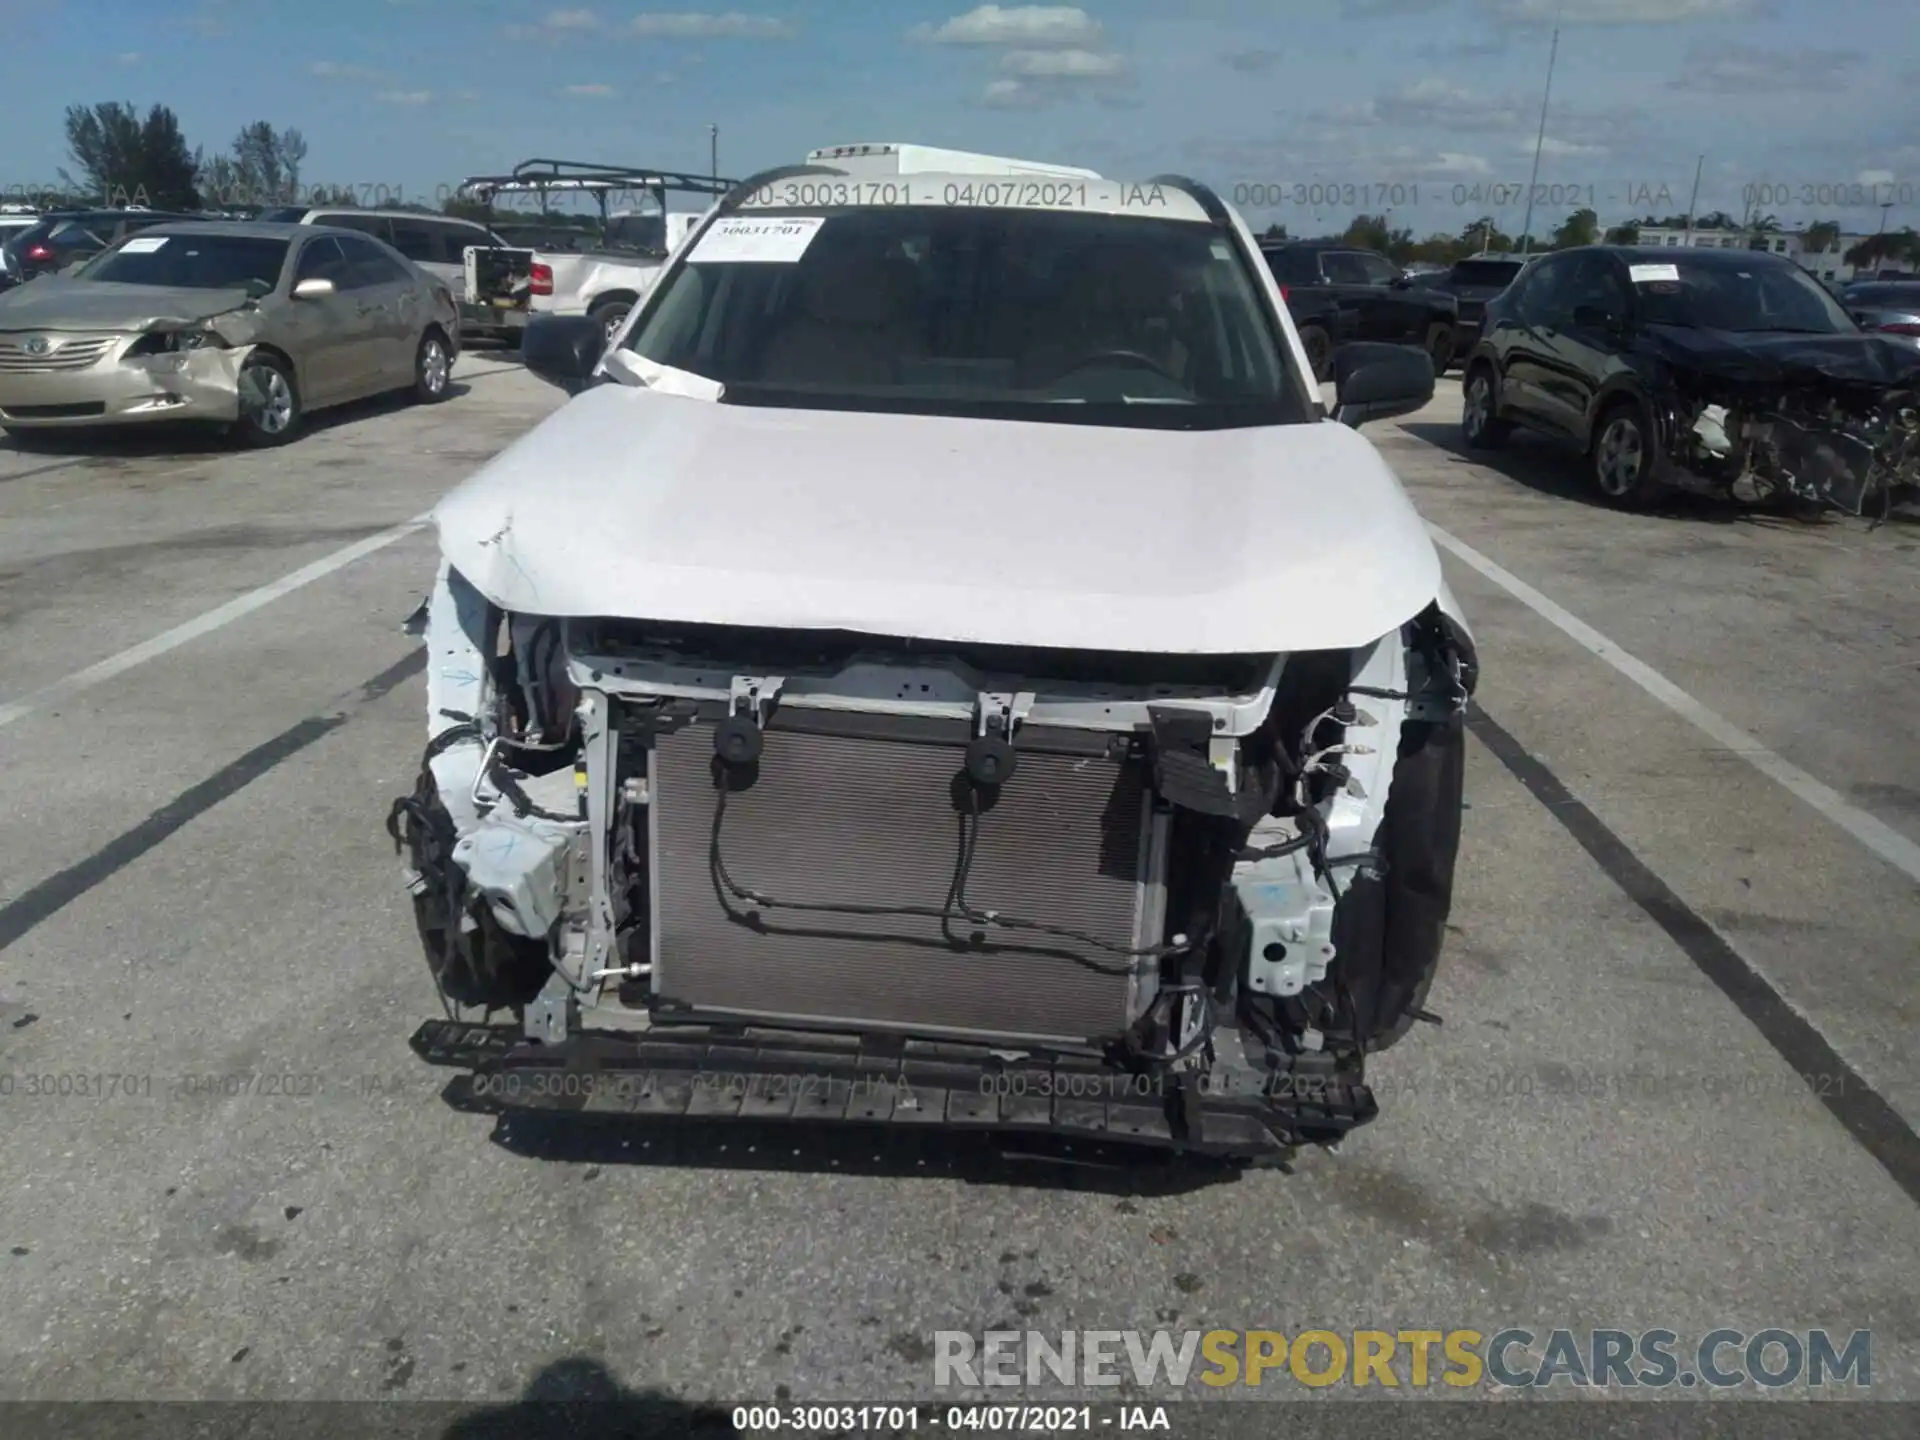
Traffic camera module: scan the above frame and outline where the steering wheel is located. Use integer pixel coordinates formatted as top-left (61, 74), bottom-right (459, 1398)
top-left (1037, 348), bottom-right (1181, 385)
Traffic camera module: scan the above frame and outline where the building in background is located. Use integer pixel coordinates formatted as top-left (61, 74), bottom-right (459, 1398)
top-left (1629, 225), bottom-right (1894, 282)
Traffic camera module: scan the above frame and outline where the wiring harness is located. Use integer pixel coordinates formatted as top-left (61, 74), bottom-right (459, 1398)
top-left (705, 779), bottom-right (1200, 977)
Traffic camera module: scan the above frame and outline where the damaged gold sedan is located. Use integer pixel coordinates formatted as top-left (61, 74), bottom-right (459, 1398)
top-left (0, 221), bottom-right (460, 446)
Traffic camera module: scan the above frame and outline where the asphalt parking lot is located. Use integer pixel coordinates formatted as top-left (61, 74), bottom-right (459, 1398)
top-left (2, 357), bottom-right (1918, 1411)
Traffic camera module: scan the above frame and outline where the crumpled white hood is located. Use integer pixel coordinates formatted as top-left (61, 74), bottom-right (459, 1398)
top-left (433, 384), bottom-right (1443, 655)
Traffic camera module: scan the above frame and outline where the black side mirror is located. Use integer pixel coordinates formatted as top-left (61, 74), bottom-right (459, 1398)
top-left (1329, 341), bottom-right (1434, 428)
top-left (522, 313), bottom-right (607, 394)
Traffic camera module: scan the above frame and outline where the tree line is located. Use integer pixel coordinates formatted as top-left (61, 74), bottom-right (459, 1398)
top-left (1259, 207), bottom-right (1919, 269)
top-left (48, 101), bottom-right (436, 214)
top-left (38, 101), bottom-right (1920, 269)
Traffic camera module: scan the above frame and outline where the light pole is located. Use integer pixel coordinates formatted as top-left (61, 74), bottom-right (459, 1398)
top-left (709, 123), bottom-right (719, 187)
top-left (1683, 153), bottom-right (1704, 242)
top-left (1518, 17), bottom-right (1560, 256)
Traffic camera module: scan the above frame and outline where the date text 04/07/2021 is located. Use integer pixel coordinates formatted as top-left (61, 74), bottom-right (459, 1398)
top-left (731, 1404), bottom-right (1172, 1431)
top-left (737, 179), bottom-right (1175, 211)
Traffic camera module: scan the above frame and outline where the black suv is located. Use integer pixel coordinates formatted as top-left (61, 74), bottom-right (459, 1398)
top-left (0, 209), bottom-right (197, 290)
top-left (1258, 241), bottom-right (1459, 379)
top-left (1458, 244), bottom-right (1920, 508)
top-left (1423, 254), bottom-right (1532, 364)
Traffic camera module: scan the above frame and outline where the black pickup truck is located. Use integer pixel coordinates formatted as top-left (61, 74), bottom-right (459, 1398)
top-left (1259, 241), bottom-right (1459, 380)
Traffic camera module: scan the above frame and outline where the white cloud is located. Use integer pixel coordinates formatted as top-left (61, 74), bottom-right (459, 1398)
top-left (563, 82), bottom-right (618, 96)
top-left (999, 47), bottom-right (1123, 77)
top-left (1325, 77), bottom-right (1637, 166)
top-left (979, 67), bottom-right (1129, 108)
top-left (1528, 135), bottom-right (1608, 157)
top-left (115, 51), bottom-right (142, 65)
top-left (1856, 168), bottom-right (1896, 186)
top-left (628, 11), bottom-right (797, 38)
top-left (924, 7), bottom-right (1127, 107)
top-left (545, 7), bottom-right (600, 27)
top-left (378, 89), bottom-right (435, 105)
top-left (1668, 43), bottom-right (1862, 93)
top-left (310, 60), bottom-right (388, 81)
top-left (1374, 77), bottom-right (1528, 131)
top-left (913, 5), bottom-right (1102, 47)
top-left (1181, 131), bottom-right (1506, 192)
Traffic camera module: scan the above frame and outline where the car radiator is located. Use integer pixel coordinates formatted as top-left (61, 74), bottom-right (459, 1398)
top-left (646, 713), bottom-right (1167, 1046)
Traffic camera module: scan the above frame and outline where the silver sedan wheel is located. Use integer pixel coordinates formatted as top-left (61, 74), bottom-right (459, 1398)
top-left (1595, 415), bottom-right (1644, 496)
top-left (240, 364), bottom-right (294, 434)
top-left (420, 336), bottom-right (450, 395)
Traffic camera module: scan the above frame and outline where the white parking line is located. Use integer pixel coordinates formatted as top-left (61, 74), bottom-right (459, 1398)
top-left (1430, 523), bottom-right (1920, 887)
top-left (0, 514), bottom-right (431, 731)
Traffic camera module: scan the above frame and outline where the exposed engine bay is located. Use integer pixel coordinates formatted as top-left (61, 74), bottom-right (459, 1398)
top-left (1658, 358), bottom-right (1920, 520)
top-left (389, 565), bottom-right (1476, 1163)
top-left (466, 246), bottom-right (536, 317)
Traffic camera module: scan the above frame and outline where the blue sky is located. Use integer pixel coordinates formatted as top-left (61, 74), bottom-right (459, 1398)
top-left (3, 0), bottom-right (1916, 238)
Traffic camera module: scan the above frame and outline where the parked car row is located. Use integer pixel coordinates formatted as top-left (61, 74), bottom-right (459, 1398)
top-left (1, 205), bottom-right (525, 347)
top-left (0, 219), bottom-right (460, 446)
top-left (1258, 240), bottom-right (1460, 380)
top-left (0, 208), bottom-right (199, 290)
top-left (255, 206), bottom-right (526, 345)
top-left (1420, 254), bottom-right (1533, 365)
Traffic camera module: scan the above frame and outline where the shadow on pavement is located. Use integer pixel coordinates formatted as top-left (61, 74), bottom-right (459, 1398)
top-left (442, 1358), bottom-right (739, 1439)
top-left (0, 383), bottom-right (479, 458)
top-left (447, 1080), bottom-right (1260, 1198)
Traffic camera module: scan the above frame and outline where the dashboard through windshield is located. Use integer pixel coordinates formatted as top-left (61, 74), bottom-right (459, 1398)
top-left (1636, 259), bottom-right (1858, 334)
top-left (621, 205), bottom-right (1309, 428)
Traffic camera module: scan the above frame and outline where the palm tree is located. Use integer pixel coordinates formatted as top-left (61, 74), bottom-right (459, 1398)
top-left (1551, 207), bottom-right (1599, 249)
top-left (1846, 229), bottom-right (1920, 271)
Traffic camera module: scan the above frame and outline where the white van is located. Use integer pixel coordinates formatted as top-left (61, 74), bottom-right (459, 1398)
top-left (260, 207), bottom-right (525, 345)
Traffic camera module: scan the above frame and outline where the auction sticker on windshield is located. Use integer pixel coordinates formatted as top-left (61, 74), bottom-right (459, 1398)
top-left (689, 216), bottom-right (825, 264)
top-left (1629, 263), bottom-right (1680, 283)
top-left (119, 236), bottom-right (168, 253)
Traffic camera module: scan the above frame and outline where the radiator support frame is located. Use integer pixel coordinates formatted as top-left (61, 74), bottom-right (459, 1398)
top-left (604, 689), bottom-right (1173, 1049)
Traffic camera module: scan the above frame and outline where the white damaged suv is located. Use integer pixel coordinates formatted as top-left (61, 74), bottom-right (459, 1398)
top-left (390, 144), bottom-right (1475, 1165)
